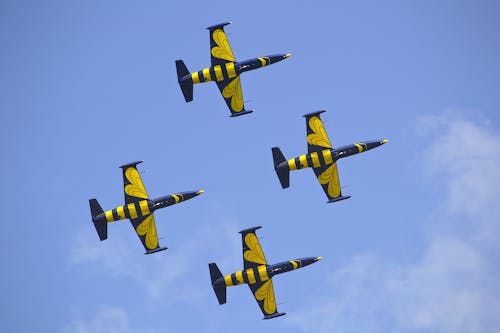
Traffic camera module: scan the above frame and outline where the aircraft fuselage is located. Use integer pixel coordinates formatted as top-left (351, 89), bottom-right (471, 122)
top-left (93, 190), bottom-right (204, 224)
top-left (278, 140), bottom-right (388, 172)
top-left (213, 256), bottom-right (321, 288)
top-left (180, 54), bottom-right (291, 85)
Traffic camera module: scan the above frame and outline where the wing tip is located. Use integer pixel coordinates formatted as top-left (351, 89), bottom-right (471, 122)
top-left (119, 160), bottom-right (144, 169)
top-left (238, 225), bottom-right (262, 234)
top-left (303, 110), bottom-right (327, 118)
top-left (206, 21), bottom-right (231, 30)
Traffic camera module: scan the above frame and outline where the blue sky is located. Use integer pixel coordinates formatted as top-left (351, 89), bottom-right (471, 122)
top-left (1, 1), bottom-right (499, 332)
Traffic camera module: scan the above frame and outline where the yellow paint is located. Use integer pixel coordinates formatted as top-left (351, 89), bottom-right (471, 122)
top-left (246, 268), bottom-right (256, 284)
top-left (222, 77), bottom-right (243, 112)
top-left (116, 206), bottom-right (126, 219)
top-left (139, 200), bottom-right (150, 216)
top-left (243, 233), bottom-right (267, 265)
top-left (316, 256), bottom-right (323, 261)
top-left (311, 152), bottom-right (320, 168)
top-left (211, 29), bottom-right (235, 62)
top-left (299, 154), bottom-right (309, 168)
top-left (290, 260), bottom-right (299, 269)
top-left (172, 194), bottom-right (180, 204)
top-left (285, 53), bottom-right (292, 58)
top-left (322, 149), bottom-right (333, 164)
top-left (197, 189), bottom-right (205, 195)
top-left (224, 275), bottom-right (233, 286)
top-left (254, 280), bottom-right (276, 314)
top-left (288, 159), bottom-right (297, 171)
top-left (136, 214), bottom-right (158, 249)
top-left (382, 139), bottom-right (389, 144)
top-left (202, 68), bottom-right (211, 81)
top-left (127, 203), bottom-right (138, 219)
top-left (257, 265), bottom-right (269, 281)
top-left (318, 163), bottom-right (341, 198)
top-left (225, 62), bottom-right (237, 78)
top-left (105, 210), bottom-right (114, 222)
top-left (235, 271), bottom-right (244, 284)
top-left (124, 167), bottom-right (149, 199)
top-left (307, 116), bottom-right (332, 149)
top-left (213, 65), bottom-right (224, 81)
top-left (192, 72), bottom-right (200, 84)
top-left (259, 57), bottom-right (266, 66)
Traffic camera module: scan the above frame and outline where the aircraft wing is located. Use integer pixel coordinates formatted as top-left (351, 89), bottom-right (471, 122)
top-left (120, 161), bottom-right (164, 253)
top-left (240, 226), bottom-right (267, 269)
top-left (216, 77), bottom-right (247, 116)
top-left (304, 110), bottom-right (333, 153)
top-left (239, 226), bottom-right (284, 319)
top-left (303, 111), bottom-right (348, 201)
top-left (248, 278), bottom-right (285, 319)
top-left (208, 22), bottom-right (235, 66)
top-left (312, 162), bottom-right (345, 201)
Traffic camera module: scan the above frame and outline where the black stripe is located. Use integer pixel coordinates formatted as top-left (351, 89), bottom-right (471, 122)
top-left (112, 209), bottom-right (119, 221)
top-left (306, 154), bottom-right (313, 167)
top-left (220, 64), bottom-right (229, 80)
top-left (295, 157), bottom-right (302, 169)
top-left (231, 273), bottom-right (238, 285)
top-left (253, 267), bottom-right (261, 284)
top-left (242, 270), bottom-right (248, 283)
top-left (198, 70), bottom-right (206, 83)
top-left (317, 150), bottom-right (326, 166)
top-left (123, 205), bottom-right (130, 218)
top-left (209, 67), bottom-right (216, 81)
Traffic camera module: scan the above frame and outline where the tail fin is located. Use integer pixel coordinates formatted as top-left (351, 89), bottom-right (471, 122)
top-left (175, 60), bottom-right (193, 102)
top-left (209, 263), bottom-right (227, 305)
top-left (89, 199), bottom-right (107, 241)
top-left (271, 147), bottom-right (290, 188)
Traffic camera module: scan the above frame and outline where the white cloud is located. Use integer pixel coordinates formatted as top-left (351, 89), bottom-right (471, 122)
top-left (69, 206), bottom-right (240, 304)
top-left (65, 306), bottom-right (159, 333)
top-left (290, 113), bottom-right (500, 333)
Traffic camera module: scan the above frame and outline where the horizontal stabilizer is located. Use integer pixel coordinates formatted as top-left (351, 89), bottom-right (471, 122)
top-left (272, 147), bottom-right (290, 188)
top-left (209, 263), bottom-right (227, 305)
top-left (175, 60), bottom-right (193, 102)
top-left (89, 199), bottom-right (107, 241)
top-left (327, 195), bottom-right (351, 203)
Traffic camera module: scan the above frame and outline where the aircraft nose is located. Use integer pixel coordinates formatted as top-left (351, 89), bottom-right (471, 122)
top-left (197, 189), bottom-right (205, 195)
top-left (315, 256), bottom-right (323, 261)
top-left (284, 53), bottom-right (292, 58)
top-left (381, 139), bottom-right (389, 145)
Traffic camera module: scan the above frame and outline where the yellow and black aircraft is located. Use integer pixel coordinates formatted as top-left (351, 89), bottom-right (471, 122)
top-left (89, 161), bottom-right (204, 254)
top-left (175, 22), bottom-right (291, 117)
top-left (209, 226), bottom-right (322, 319)
top-left (272, 110), bottom-right (388, 203)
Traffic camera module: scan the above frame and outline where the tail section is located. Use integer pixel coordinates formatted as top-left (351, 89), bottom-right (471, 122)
top-left (209, 263), bottom-right (227, 305)
top-left (89, 199), bottom-right (107, 241)
top-left (175, 60), bottom-right (193, 102)
top-left (272, 147), bottom-right (290, 188)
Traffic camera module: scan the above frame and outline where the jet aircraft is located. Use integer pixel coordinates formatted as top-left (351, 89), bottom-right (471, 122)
top-left (89, 161), bottom-right (204, 254)
top-left (272, 110), bottom-right (388, 203)
top-left (175, 22), bottom-right (291, 117)
top-left (209, 226), bottom-right (322, 319)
